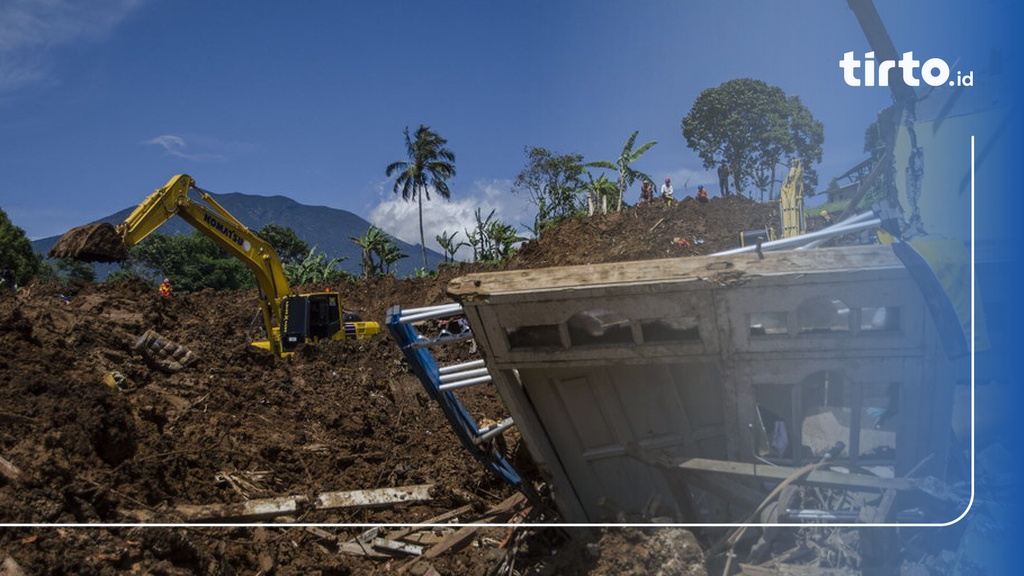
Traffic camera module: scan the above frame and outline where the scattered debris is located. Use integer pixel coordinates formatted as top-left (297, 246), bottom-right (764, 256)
top-left (133, 328), bottom-right (198, 372)
top-left (101, 370), bottom-right (132, 392)
top-left (214, 469), bottom-right (273, 498)
top-left (122, 484), bottom-right (433, 522)
top-left (421, 493), bottom-right (527, 559)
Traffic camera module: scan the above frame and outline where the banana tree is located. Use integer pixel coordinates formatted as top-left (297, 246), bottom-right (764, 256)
top-left (586, 131), bottom-right (657, 212)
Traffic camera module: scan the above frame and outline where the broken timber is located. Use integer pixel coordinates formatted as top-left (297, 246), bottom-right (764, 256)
top-left (123, 484), bottom-right (433, 522)
top-left (673, 458), bottom-right (923, 493)
top-left (422, 492), bottom-right (527, 559)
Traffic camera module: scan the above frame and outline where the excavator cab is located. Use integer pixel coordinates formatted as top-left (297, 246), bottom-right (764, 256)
top-left (279, 293), bottom-right (379, 354)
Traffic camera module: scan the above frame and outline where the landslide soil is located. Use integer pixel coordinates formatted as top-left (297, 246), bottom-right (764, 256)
top-left (0, 197), bottom-right (776, 575)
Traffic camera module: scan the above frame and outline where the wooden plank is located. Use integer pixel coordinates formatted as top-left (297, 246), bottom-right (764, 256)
top-left (448, 245), bottom-right (904, 299)
top-left (336, 541), bottom-right (393, 559)
top-left (676, 458), bottom-right (917, 492)
top-left (173, 495), bottom-right (306, 522)
top-left (739, 564), bottom-right (859, 576)
top-left (371, 537), bottom-right (423, 557)
top-left (422, 493), bottom-right (526, 559)
top-left (314, 484), bottom-right (433, 511)
top-left (123, 484), bottom-right (434, 522)
top-left (385, 504), bottom-right (474, 542)
top-left (422, 524), bottom-right (481, 559)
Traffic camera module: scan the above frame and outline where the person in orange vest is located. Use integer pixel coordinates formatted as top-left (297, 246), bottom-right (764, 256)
top-left (158, 278), bottom-right (173, 297)
top-left (639, 179), bottom-right (654, 203)
top-left (696, 185), bottom-right (709, 203)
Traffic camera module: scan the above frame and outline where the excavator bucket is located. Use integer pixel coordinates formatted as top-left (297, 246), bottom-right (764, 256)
top-left (48, 222), bottom-right (129, 263)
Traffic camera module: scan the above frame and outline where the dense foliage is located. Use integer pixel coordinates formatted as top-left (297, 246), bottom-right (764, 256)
top-left (682, 78), bottom-right (823, 200)
top-left (0, 207), bottom-right (42, 287)
top-left (127, 232), bottom-right (254, 292)
top-left (513, 146), bottom-right (587, 232)
top-left (257, 223), bottom-right (310, 265)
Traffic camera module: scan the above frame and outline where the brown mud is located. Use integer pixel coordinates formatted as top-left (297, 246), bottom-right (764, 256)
top-left (2, 197), bottom-right (778, 575)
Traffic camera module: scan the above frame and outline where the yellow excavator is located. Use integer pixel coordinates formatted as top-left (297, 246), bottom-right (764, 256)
top-left (778, 158), bottom-right (804, 238)
top-left (49, 174), bottom-right (380, 356)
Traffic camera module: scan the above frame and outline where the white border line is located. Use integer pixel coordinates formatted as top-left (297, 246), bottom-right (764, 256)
top-left (3, 139), bottom-right (977, 530)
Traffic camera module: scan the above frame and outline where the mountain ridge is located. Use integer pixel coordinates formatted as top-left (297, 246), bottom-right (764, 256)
top-left (31, 191), bottom-right (444, 277)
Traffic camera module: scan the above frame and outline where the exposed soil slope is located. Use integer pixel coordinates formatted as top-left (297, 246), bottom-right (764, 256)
top-left (0, 197), bottom-right (779, 575)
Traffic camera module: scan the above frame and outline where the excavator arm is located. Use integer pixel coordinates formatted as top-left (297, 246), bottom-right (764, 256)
top-left (114, 174), bottom-right (292, 350)
top-left (50, 174), bottom-right (379, 356)
top-left (778, 159), bottom-right (804, 238)
top-left (116, 174), bottom-right (291, 300)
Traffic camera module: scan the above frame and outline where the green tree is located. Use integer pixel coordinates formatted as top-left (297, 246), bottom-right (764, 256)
top-left (56, 258), bottom-right (96, 285)
top-left (581, 172), bottom-right (619, 216)
top-left (283, 247), bottom-right (348, 285)
top-left (512, 147), bottom-right (587, 231)
top-left (351, 225), bottom-right (407, 278)
top-left (377, 237), bottom-right (408, 276)
top-left (257, 224), bottom-right (310, 265)
top-left (465, 208), bottom-right (522, 263)
top-left (129, 232), bottom-right (254, 292)
top-left (385, 125), bottom-right (456, 269)
top-left (857, 117), bottom-right (895, 206)
top-left (105, 267), bottom-right (145, 283)
top-left (587, 131), bottom-right (657, 213)
top-left (0, 207), bottom-right (42, 287)
top-left (682, 78), bottom-right (823, 200)
top-left (435, 230), bottom-right (466, 263)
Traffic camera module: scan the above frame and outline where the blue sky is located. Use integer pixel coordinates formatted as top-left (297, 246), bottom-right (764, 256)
top-left (0, 0), bottom-right (1012, 250)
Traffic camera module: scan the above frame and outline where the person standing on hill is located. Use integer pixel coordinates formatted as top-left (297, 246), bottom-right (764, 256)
top-left (696, 185), bottom-right (709, 203)
top-left (640, 179), bottom-right (654, 203)
top-left (660, 178), bottom-right (674, 204)
top-left (717, 161), bottom-right (731, 196)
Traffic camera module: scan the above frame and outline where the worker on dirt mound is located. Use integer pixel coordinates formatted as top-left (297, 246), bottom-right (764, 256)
top-left (660, 178), bottom-right (674, 205)
top-left (639, 179), bottom-right (654, 203)
top-left (696, 185), bottom-right (709, 203)
top-left (159, 278), bottom-right (173, 297)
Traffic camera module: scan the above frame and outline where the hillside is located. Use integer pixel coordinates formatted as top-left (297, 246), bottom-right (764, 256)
top-left (0, 197), bottom-right (823, 576)
top-left (31, 191), bottom-right (446, 278)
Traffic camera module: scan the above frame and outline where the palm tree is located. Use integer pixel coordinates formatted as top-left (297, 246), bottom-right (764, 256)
top-left (385, 125), bottom-right (456, 268)
top-left (587, 131), bottom-right (657, 212)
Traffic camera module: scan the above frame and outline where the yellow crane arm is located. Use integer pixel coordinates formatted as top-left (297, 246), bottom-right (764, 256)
top-left (779, 159), bottom-right (805, 238)
top-left (116, 174), bottom-right (292, 345)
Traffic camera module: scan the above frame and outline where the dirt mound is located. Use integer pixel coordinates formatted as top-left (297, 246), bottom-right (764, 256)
top-left (48, 222), bottom-right (129, 262)
top-left (508, 196), bottom-right (777, 269)
top-left (1, 198), bottom-right (789, 574)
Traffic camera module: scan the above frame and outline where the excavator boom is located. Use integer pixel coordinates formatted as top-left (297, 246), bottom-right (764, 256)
top-left (49, 174), bottom-right (379, 356)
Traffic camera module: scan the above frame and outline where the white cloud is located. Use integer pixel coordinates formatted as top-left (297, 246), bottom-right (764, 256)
top-left (144, 134), bottom-right (224, 161)
top-left (0, 0), bottom-right (143, 94)
top-left (369, 178), bottom-right (533, 260)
